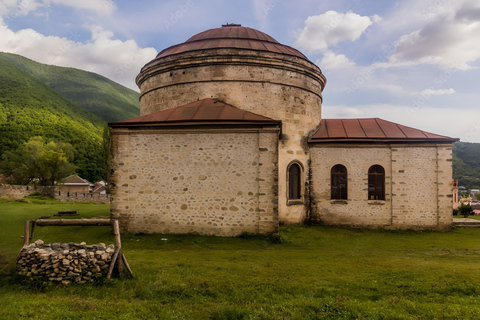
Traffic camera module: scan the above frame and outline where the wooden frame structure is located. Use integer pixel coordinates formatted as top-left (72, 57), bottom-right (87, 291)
top-left (22, 219), bottom-right (132, 280)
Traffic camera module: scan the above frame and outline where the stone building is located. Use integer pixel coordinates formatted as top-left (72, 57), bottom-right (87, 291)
top-left (109, 24), bottom-right (458, 236)
top-left (58, 175), bottom-right (91, 194)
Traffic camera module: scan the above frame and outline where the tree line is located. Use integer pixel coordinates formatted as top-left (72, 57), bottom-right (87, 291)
top-left (0, 127), bottom-right (110, 186)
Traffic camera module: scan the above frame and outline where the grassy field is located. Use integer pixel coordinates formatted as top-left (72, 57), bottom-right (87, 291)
top-left (2, 197), bottom-right (480, 319)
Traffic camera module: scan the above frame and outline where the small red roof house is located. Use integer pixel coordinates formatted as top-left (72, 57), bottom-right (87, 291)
top-left (91, 181), bottom-right (107, 194)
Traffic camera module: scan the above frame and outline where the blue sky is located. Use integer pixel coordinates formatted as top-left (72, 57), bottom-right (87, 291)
top-left (1, 0), bottom-right (479, 142)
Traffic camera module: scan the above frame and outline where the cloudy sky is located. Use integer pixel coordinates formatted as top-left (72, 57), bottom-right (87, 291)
top-left (1, 0), bottom-right (479, 142)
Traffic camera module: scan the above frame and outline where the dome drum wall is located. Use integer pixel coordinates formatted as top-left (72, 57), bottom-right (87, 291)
top-left (137, 49), bottom-right (325, 115)
top-left (137, 49), bottom-right (325, 144)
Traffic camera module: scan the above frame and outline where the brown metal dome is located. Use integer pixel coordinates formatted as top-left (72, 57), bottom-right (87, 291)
top-left (154, 24), bottom-right (309, 61)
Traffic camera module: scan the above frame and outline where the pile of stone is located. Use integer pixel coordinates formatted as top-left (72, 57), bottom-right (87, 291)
top-left (17, 240), bottom-right (115, 284)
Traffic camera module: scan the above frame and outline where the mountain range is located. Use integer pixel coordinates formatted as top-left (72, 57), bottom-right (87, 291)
top-left (453, 142), bottom-right (480, 191)
top-left (0, 52), bottom-right (140, 183)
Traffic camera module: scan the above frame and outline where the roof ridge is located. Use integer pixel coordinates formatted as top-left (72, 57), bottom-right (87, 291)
top-left (163, 107), bottom-right (177, 121)
top-left (357, 119), bottom-right (367, 138)
top-left (374, 118), bottom-right (388, 138)
top-left (340, 119), bottom-right (347, 137)
top-left (324, 119), bottom-right (330, 138)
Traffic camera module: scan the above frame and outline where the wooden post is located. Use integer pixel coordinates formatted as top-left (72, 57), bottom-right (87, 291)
top-left (106, 247), bottom-right (121, 280)
top-left (23, 220), bottom-right (30, 247)
top-left (106, 220), bottom-right (124, 280)
top-left (29, 220), bottom-right (36, 241)
top-left (122, 253), bottom-right (133, 277)
top-left (113, 220), bottom-right (123, 278)
top-left (113, 220), bottom-right (121, 249)
top-left (118, 248), bottom-right (124, 278)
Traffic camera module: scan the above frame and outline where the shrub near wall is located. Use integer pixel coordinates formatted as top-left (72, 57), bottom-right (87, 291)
top-left (17, 240), bottom-right (114, 284)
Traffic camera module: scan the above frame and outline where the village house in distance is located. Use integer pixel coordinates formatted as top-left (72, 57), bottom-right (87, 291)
top-left (109, 24), bottom-right (458, 236)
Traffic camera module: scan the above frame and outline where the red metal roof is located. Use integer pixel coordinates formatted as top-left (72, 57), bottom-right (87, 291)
top-left (154, 24), bottom-right (309, 61)
top-left (309, 118), bottom-right (459, 144)
top-left (109, 98), bottom-right (282, 128)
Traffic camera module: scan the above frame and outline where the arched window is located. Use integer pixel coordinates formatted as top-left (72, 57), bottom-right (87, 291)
top-left (331, 165), bottom-right (347, 200)
top-left (368, 165), bottom-right (385, 200)
top-left (288, 163), bottom-right (301, 200)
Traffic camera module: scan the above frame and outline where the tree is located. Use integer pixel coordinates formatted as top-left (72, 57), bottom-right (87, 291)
top-left (0, 136), bottom-right (76, 186)
top-left (459, 196), bottom-right (474, 218)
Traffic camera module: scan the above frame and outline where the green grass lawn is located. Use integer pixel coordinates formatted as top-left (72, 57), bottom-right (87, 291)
top-left (456, 215), bottom-right (480, 220)
top-left (2, 197), bottom-right (480, 319)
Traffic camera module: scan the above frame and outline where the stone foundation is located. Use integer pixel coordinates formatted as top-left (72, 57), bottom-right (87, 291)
top-left (17, 240), bottom-right (114, 284)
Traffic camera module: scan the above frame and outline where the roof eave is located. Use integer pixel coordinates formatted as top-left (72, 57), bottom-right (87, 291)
top-left (308, 138), bottom-right (460, 144)
top-left (109, 120), bottom-right (282, 127)
top-left (109, 120), bottom-right (283, 136)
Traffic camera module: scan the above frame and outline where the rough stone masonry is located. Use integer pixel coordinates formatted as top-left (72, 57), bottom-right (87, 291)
top-left (17, 240), bottom-right (114, 284)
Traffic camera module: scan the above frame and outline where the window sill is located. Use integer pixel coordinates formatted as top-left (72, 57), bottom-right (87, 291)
top-left (287, 199), bottom-right (304, 206)
top-left (330, 200), bottom-right (348, 205)
top-left (368, 200), bottom-right (386, 205)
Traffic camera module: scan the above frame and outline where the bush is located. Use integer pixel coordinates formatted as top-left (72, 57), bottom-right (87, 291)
top-left (459, 203), bottom-right (474, 218)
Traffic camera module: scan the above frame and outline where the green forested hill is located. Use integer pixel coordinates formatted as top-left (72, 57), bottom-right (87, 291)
top-left (0, 53), bottom-right (140, 183)
top-left (453, 142), bottom-right (480, 190)
top-left (0, 57), bottom-right (105, 182)
top-left (0, 52), bottom-right (139, 123)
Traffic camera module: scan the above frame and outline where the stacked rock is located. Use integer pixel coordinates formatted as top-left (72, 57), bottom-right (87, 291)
top-left (17, 240), bottom-right (115, 284)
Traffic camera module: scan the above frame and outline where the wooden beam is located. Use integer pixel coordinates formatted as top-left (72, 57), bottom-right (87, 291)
top-left (113, 220), bottom-right (123, 278)
top-left (35, 219), bottom-right (111, 227)
top-left (122, 253), bottom-right (133, 277)
top-left (106, 247), bottom-right (120, 280)
top-left (23, 220), bottom-right (30, 247)
top-left (29, 220), bottom-right (36, 241)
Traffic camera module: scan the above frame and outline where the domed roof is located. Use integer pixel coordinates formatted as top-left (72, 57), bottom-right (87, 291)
top-left (154, 24), bottom-right (309, 61)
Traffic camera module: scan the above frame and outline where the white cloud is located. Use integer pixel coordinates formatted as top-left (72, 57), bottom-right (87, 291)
top-left (0, 22), bottom-right (157, 90)
top-left (47, 0), bottom-right (116, 16)
top-left (295, 11), bottom-right (377, 52)
top-left (0, 0), bottom-right (116, 19)
top-left (385, 0), bottom-right (480, 70)
top-left (318, 51), bottom-right (355, 70)
top-left (0, 0), bottom-right (42, 19)
top-left (252, 0), bottom-right (282, 28)
top-left (420, 88), bottom-right (455, 96)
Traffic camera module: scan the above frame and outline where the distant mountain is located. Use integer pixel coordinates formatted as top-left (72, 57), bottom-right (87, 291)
top-left (0, 53), bottom-right (140, 182)
top-left (453, 142), bottom-right (480, 190)
top-left (0, 52), bottom-right (139, 123)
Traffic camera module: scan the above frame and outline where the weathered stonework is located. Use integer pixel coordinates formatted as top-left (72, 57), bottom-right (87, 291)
top-left (137, 48), bottom-right (325, 227)
top-left (309, 144), bottom-right (454, 230)
top-left (110, 127), bottom-right (279, 236)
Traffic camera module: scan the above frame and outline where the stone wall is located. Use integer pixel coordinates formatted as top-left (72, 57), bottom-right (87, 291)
top-left (0, 185), bottom-right (109, 203)
top-left (17, 240), bottom-right (114, 284)
top-left (110, 127), bottom-right (279, 236)
top-left (309, 144), bottom-right (454, 230)
top-left (137, 49), bottom-right (326, 226)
